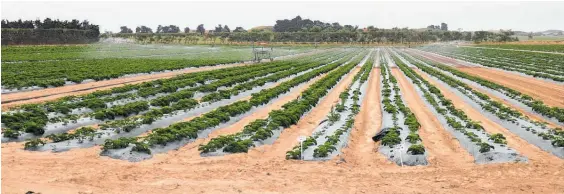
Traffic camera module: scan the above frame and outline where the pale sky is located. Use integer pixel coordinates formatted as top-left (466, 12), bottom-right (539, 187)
top-left (2, 1), bottom-right (563, 32)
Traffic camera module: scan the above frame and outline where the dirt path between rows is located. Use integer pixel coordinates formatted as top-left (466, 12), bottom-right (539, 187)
top-left (257, 66), bottom-right (362, 159)
top-left (408, 49), bottom-right (564, 108)
top-left (415, 68), bottom-right (562, 164)
top-left (392, 68), bottom-right (475, 167)
top-left (466, 82), bottom-right (564, 128)
top-left (341, 68), bottom-right (390, 167)
top-left (1, 50), bottom-right (325, 111)
top-left (457, 67), bottom-right (564, 108)
top-left (2, 66), bottom-right (564, 193)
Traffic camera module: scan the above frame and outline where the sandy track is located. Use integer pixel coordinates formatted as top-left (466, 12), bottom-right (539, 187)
top-left (415, 68), bottom-right (562, 164)
top-left (341, 68), bottom-right (390, 166)
top-left (2, 140), bottom-right (564, 194)
top-left (408, 49), bottom-right (564, 108)
top-left (457, 67), bottom-right (564, 108)
top-left (257, 66), bottom-right (362, 159)
top-left (391, 68), bottom-right (475, 167)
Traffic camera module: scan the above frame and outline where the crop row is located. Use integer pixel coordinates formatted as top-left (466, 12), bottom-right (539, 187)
top-left (20, 50), bottom-right (360, 150)
top-left (392, 52), bottom-right (512, 155)
top-left (399, 51), bottom-right (564, 124)
top-left (378, 53), bottom-right (426, 157)
top-left (99, 49), bottom-right (368, 154)
top-left (418, 45), bottom-right (564, 82)
top-left (476, 44), bottom-right (564, 53)
top-left (3, 51), bottom-right (346, 139)
top-left (285, 52), bottom-right (374, 159)
top-left (396, 51), bottom-right (563, 151)
top-left (197, 51), bottom-right (368, 155)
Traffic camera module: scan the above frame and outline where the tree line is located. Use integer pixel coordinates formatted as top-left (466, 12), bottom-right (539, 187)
top-left (2, 16), bottom-right (517, 45)
top-left (113, 16), bottom-right (517, 44)
top-left (118, 24), bottom-right (248, 34)
top-left (1, 18), bottom-right (100, 45)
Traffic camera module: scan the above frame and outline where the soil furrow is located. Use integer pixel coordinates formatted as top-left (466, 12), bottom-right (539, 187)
top-left (391, 68), bottom-right (475, 167)
top-left (256, 66), bottom-right (362, 159)
top-left (414, 68), bottom-right (563, 164)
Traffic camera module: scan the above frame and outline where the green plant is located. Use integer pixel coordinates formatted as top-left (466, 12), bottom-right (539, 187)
top-left (478, 142), bottom-right (494, 153)
top-left (407, 144), bottom-right (425, 155)
top-left (489, 133), bottom-right (507, 144)
top-left (405, 133), bottom-right (421, 144)
top-left (24, 138), bottom-right (46, 150)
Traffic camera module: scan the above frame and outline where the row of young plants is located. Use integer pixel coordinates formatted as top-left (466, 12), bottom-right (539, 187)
top-left (441, 49), bottom-right (563, 81)
top-left (100, 49), bottom-right (367, 154)
top-left (285, 53), bottom-right (374, 160)
top-left (21, 50), bottom-right (358, 150)
top-left (3, 51), bottom-right (342, 139)
top-left (418, 45), bottom-right (564, 82)
top-left (1, 45), bottom-right (311, 90)
top-left (378, 53), bottom-right (426, 158)
top-left (21, 50), bottom-right (339, 115)
top-left (391, 53), bottom-right (515, 157)
top-left (402, 51), bottom-right (564, 124)
top-left (27, 59), bottom-right (299, 113)
top-left (37, 51), bottom-right (352, 143)
top-left (397, 51), bottom-right (563, 151)
top-left (199, 52), bottom-right (348, 103)
top-left (197, 51), bottom-right (368, 155)
top-left (475, 44), bottom-right (564, 53)
top-left (1, 45), bottom-right (312, 62)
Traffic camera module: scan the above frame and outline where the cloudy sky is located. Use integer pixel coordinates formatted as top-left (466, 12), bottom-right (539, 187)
top-left (2, 1), bottom-right (563, 32)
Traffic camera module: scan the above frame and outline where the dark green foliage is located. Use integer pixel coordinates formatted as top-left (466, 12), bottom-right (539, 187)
top-left (24, 138), bottom-right (46, 150)
top-left (407, 144), bottom-right (426, 155)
